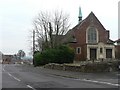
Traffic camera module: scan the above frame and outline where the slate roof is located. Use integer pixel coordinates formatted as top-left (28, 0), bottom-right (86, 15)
top-left (106, 39), bottom-right (115, 44)
top-left (115, 39), bottom-right (120, 42)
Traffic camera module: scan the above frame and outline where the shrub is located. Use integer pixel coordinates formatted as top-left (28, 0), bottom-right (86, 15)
top-left (41, 49), bottom-right (56, 63)
top-left (55, 45), bottom-right (75, 64)
top-left (34, 45), bottom-right (75, 66)
top-left (34, 52), bottom-right (42, 66)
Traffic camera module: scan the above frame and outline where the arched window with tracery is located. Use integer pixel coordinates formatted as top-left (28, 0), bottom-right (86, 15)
top-left (87, 27), bottom-right (97, 43)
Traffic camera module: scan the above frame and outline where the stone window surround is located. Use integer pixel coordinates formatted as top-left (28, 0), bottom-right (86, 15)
top-left (86, 26), bottom-right (99, 44)
top-left (87, 43), bottom-right (115, 60)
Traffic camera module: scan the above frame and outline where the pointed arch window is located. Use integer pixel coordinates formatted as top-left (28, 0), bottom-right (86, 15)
top-left (88, 27), bottom-right (97, 43)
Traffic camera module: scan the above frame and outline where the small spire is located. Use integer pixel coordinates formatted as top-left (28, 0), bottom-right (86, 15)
top-left (78, 6), bottom-right (82, 23)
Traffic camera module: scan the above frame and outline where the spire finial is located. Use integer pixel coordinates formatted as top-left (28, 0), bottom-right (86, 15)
top-left (78, 6), bottom-right (82, 23)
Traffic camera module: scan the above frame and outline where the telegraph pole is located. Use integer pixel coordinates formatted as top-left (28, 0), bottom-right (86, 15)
top-left (33, 29), bottom-right (35, 66)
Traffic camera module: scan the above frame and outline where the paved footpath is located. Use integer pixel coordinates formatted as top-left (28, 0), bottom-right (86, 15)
top-left (21, 64), bottom-right (120, 87)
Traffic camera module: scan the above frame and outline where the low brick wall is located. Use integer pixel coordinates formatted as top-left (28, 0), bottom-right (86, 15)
top-left (44, 60), bottom-right (119, 72)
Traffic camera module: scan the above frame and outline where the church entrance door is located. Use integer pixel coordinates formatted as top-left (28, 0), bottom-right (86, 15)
top-left (90, 48), bottom-right (97, 60)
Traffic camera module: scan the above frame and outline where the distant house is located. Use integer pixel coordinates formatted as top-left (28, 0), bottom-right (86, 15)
top-left (0, 51), bottom-right (3, 63)
top-left (60, 8), bottom-right (116, 62)
top-left (115, 39), bottom-right (120, 59)
top-left (2, 54), bottom-right (13, 64)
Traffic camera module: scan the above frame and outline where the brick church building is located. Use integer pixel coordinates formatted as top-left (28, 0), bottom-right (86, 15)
top-left (61, 8), bottom-right (116, 61)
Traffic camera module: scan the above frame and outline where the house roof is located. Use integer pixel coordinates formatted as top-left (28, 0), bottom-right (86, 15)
top-left (107, 39), bottom-right (115, 44)
top-left (115, 39), bottom-right (120, 42)
top-left (52, 34), bottom-right (65, 44)
top-left (61, 29), bottom-right (75, 43)
top-left (3, 55), bottom-right (13, 57)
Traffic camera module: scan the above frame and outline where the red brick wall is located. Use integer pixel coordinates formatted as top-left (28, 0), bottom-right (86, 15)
top-left (115, 45), bottom-right (120, 59)
top-left (69, 12), bottom-right (109, 61)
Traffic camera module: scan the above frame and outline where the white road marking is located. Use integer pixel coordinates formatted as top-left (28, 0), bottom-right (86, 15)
top-left (8, 72), bottom-right (21, 81)
top-left (52, 74), bottom-right (120, 87)
top-left (3, 65), bottom-right (21, 82)
top-left (8, 73), bottom-right (12, 77)
top-left (2, 68), bottom-right (5, 72)
top-left (75, 78), bottom-right (120, 87)
top-left (2, 65), bottom-right (6, 72)
top-left (12, 76), bottom-right (21, 82)
top-left (3, 65), bottom-right (119, 88)
top-left (3, 67), bottom-right (21, 82)
top-left (27, 85), bottom-right (36, 90)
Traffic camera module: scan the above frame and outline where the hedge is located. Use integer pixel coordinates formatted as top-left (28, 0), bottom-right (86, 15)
top-left (34, 45), bottom-right (75, 66)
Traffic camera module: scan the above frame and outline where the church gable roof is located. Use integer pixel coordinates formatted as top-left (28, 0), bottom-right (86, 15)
top-left (63, 11), bottom-right (110, 44)
top-left (87, 12), bottom-right (106, 30)
top-left (72, 11), bottom-right (106, 31)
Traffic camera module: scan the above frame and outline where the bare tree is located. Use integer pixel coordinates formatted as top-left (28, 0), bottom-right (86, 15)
top-left (53, 11), bottom-right (70, 47)
top-left (33, 10), bottom-right (70, 51)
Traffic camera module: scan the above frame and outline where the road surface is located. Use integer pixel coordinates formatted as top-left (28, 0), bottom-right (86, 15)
top-left (2, 64), bottom-right (119, 89)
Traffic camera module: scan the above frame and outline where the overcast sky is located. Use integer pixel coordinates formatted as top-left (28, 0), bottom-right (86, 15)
top-left (0, 0), bottom-right (119, 55)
